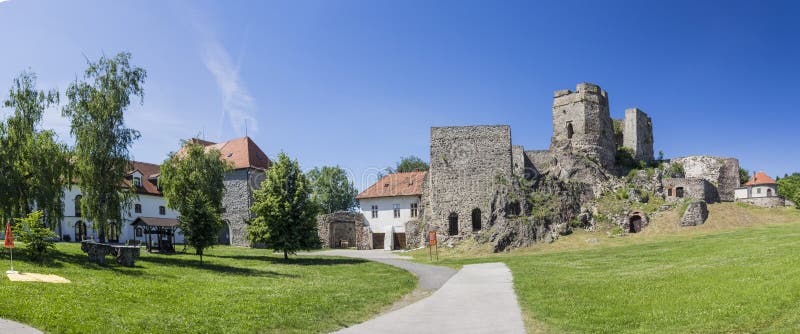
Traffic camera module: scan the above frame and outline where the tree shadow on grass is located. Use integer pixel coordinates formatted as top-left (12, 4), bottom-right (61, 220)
top-left (136, 256), bottom-right (298, 277)
top-left (206, 254), bottom-right (369, 266)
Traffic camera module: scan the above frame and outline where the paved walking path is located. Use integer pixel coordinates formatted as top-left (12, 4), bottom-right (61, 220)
top-left (307, 250), bottom-right (526, 334)
top-left (0, 318), bottom-right (41, 334)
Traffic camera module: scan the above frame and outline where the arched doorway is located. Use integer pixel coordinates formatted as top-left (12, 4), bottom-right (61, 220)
top-left (218, 220), bottom-right (231, 245)
top-left (767, 188), bottom-right (773, 197)
top-left (471, 208), bottom-right (482, 231)
top-left (628, 214), bottom-right (643, 233)
top-left (74, 221), bottom-right (87, 242)
top-left (448, 213), bottom-right (459, 236)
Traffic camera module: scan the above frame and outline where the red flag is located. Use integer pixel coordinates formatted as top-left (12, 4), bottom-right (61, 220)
top-left (4, 222), bottom-right (13, 249)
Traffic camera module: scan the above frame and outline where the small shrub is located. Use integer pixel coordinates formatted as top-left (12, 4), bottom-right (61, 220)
top-left (664, 162), bottom-right (685, 178)
top-left (13, 211), bottom-right (57, 262)
top-left (609, 226), bottom-right (625, 237)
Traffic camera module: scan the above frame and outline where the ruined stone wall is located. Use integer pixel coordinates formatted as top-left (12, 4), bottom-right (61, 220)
top-left (550, 83), bottom-right (616, 171)
top-left (512, 145), bottom-right (525, 178)
top-left (623, 108), bottom-right (654, 163)
top-left (222, 168), bottom-right (257, 247)
top-left (316, 212), bottom-right (370, 249)
top-left (426, 125), bottom-right (513, 238)
top-left (673, 156), bottom-right (740, 201)
top-left (737, 197), bottom-right (787, 208)
top-left (524, 150), bottom-right (551, 178)
top-left (663, 177), bottom-right (719, 203)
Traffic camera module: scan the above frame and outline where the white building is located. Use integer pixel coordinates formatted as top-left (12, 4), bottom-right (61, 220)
top-left (58, 161), bottom-right (183, 245)
top-left (735, 171), bottom-right (779, 200)
top-left (356, 171), bottom-right (425, 250)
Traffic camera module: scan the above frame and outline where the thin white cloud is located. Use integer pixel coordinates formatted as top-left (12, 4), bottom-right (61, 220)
top-left (203, 40), bottom-right (258, 137)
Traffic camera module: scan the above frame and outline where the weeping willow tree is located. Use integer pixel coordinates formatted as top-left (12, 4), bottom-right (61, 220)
top-left (63, 52), bottom-right (145, 243)
top-left (0, 71), bottom-right (71, 230)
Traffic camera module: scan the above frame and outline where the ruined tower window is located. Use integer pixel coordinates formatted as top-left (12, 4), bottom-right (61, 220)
top-left (448, 213), bottom-right (459, 236)
top-left (371, 205), bottom-right (378, 218)
top-left (676, 187), bottom-right (684, 198)
top-left (566, 122), bottom-right (574, 139)
top-left (471, 208), bottom-right (482, 231)
top-left (667, 188), bottom-right (673, 197)
top-left (393, 204), bottom-right (400, 218)
top-left (410, 203), bottom-right (418, 217)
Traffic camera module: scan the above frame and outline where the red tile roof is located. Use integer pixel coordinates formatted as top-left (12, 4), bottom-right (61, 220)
top-left (187, 137), bottom-right (272, 170)
top-left (744, 171), bottom-right (777, 186)
top-left (123, 161), bottom-right (164, 196)
top-left (356, 171), bottom-right (426, 199)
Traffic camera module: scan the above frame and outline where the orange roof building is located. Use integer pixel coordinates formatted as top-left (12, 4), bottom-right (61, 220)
top-left (356, 171), bottom-right (426, 249)
top-left (735, 171), bottom-right (780, 201)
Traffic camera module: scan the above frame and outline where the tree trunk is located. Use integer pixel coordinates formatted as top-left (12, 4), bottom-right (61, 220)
top-left (284, 249), bottom-right (288, 260)
top-left (198, 247), bottom-right (204, 265)
top-left (98, 223), bottom-right (106, 243)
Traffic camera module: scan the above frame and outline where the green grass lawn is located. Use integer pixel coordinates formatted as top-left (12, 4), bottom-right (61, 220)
top-left (411, 206), bottom-right (800, 333)
top-left (0, 243), bottom-right (415, 334)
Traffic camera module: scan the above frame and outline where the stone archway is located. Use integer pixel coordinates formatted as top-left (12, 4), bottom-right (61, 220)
top-left (628, 212), bottom-right (645, 233)
top-left (448, 212), bottom-right (459, 236)
top-left (74, 221), bottom-right (87, 242)
top-left (471, 208), bottom-right (482, 231)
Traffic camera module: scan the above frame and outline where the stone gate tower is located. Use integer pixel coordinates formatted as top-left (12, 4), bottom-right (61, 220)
top-left (550, 83), bottom-right (616, 171)
top-left (623, 108), bottom-right (654, 164)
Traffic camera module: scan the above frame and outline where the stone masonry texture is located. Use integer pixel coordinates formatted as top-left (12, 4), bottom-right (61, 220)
top-left (551, 83), bottom-right (617, 171)
top-left (425, 125), bottom-right (513, 238)
top-left (673, 156), bottom-right (740, 202)
top-left (623, 108), bottom-right (654, 163)
top-left (221, 168), bottom-right (264, 247)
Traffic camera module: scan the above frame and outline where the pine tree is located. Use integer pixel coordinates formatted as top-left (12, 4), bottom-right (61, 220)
top-left (248, 153), bottom-right (319, 259)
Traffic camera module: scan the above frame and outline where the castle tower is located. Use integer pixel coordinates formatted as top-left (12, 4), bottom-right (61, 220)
top-left (550, 83), bottom-right (616, 171)
top-left (623, 108), bottom-right (654, 164)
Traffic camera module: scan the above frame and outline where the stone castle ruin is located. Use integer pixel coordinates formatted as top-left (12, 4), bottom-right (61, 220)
top-left (411, 82), bottom-right (740, 251)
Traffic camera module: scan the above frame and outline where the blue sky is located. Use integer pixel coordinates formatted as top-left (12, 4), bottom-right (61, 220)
top-left (1, 0), bottom-right (798, 189)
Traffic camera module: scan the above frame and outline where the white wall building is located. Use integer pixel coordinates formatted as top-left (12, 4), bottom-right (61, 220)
top-left (734, 171), bottom-right (779, 200)
top-left (356, 171), bottom-right (425, 250)
top-left (58, 161), bottom-right (183, 245)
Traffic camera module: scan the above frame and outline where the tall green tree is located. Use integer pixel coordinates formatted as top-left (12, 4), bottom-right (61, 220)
top-left (0, 71), bottom-right (71, 228)
top-left (381, 155), bottom-right (429, 177)
top-left (248, 153), bottom-right (319, 259)
top-left (159, 142), bottom-right (230, 263)
top-left (307, 166), bottom-right (358, 214)
top-left (62, 52), bottom-right (145, 243)
top-left (777, 173), bottom-right (800, 209)
top-left (739, 167), bottom-right (751, 186)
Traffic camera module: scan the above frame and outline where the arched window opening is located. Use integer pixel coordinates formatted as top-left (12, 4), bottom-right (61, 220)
top-left (74, 195), bottom-right (82, 217)
top-left (566, 122), bottom-right (574, 139)
top-left (107, 223), bottom-right (120, 243)
top-left (448, 213), bottom-right (459, 236)
top-left (767, 188), bottom-right (773, 197)
top-left (471, 208), bottom-right (482, 231)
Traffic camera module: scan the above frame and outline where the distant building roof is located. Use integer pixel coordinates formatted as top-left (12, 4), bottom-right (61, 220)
top-left (131, 217), bottom-right (179, 228)
top-left (744, 171), bottom-right (777, 186)
top-left (123, 161), bottom-right (163, 196)
top-left (356, 171), bottom-right (426, 200)
top-left (186, 137), bottom-right (272, 170)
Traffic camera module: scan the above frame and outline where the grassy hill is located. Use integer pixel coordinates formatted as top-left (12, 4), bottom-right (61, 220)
top-left (411, 203), bottom-right (800, 333)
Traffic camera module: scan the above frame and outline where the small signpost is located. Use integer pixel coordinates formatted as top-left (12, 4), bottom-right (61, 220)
top-left (5, 221), bottom-right (17, 274)
top-left (428, 231), bottom-right (438, 261)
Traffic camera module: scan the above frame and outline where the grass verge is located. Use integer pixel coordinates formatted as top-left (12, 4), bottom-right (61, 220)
top-left (0, 243), bottom-right (415, 333)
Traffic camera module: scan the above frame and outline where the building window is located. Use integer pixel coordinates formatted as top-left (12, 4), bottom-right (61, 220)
top-left (133, 177), bottom-right (142, 187)
top-left (667, 188), bottom-right (673, 197)
top-left (371, 205), bottom-right (378, 218)
top-left (676, 187), bottom-right (684, 198)
top-left (410, 203), bottom-right (418, 218)
top-left (134, 204), bottom-right (142, 213)
top-left (566, 122), bottom-right (574, 139)
top-left (393, 204), bottom-right (400, 218)
top-left (107, 223), bottom-right (120, 243)
top-left (74, 195), bottom-right (82, 217)
top-left (159, 206), bottom-right (166, 215)
top-left (767, 188), bottom-right (773, 197)
top-left (135, 227), bottom-right (143, 237)
top-left (757, 188), bottom-right (761, 194)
